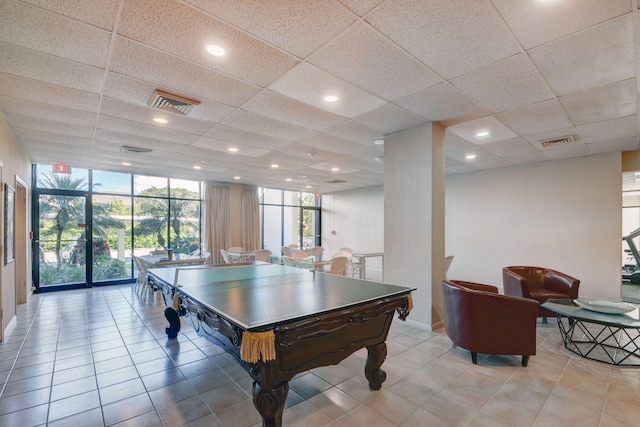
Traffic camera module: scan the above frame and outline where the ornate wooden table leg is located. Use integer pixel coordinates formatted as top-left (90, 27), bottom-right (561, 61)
top-left (164, 307), bottom-right (181, 339)
top-left (365, 342), bottom-right (387, 390)
top-left (252, 379), bottom-right (289, 427)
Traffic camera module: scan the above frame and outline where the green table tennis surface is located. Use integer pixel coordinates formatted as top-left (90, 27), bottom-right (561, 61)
top-left (148, 264), bottom-right (413, 331)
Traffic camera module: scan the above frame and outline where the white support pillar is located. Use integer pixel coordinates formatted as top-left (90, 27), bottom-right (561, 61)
top-left (384, 123), bottom-right (446, 328)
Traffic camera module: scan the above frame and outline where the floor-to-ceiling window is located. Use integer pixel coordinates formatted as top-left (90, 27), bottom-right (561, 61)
top-left (33, 164), bottom-right (202, 292)
top-left (622, 171), bottom-right (640, 302)
top-left (259, 188), bottom-right (321, 259)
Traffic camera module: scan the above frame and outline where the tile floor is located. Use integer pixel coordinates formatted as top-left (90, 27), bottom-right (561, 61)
top-left (1, 284), bottom-right (640, 427)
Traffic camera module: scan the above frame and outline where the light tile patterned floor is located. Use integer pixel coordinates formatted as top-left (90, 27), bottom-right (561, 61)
top-left (1, 283), bottom-right (640, 426)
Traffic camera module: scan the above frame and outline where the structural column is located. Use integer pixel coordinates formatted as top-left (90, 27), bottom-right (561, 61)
top-left (383, 123), bottom-right (446, 328)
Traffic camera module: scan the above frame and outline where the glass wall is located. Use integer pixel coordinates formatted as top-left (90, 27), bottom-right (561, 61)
top-left (33, 164), bottom-right (202, 291)
top-left (259, 188), bottom-right (321, 259)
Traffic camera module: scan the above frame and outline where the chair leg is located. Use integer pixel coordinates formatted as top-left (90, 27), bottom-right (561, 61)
top-left (522, 355), bottom-right (530, 367)
top-left (471, 352), bottom-right (478, 364)
top-left (541, 317), bottom-right (548, 324)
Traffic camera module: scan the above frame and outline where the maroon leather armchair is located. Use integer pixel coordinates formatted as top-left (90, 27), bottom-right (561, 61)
top-left (442, 280), bottom-right (539, 366)
top-left (502, 266), bottom-right (580, 320)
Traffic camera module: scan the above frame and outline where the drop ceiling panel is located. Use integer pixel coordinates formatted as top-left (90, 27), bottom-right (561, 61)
top-left (495, 100), bottom-right (572, 136)
top-left (20, 0), bottom-right (120, 30)
top-left (447, 116), bottom-right (517, 145)
top-left (529, 15), bottom-right (635, 96)
top-left (109, 37), bottom-right (261, 108)
top-left (492, 0), bottom-right (630, 49)
top-left (0, 73), bottom-right (100, 112)
top-left (103, 73), bottom-right (236, 123)
top-left (119, 0), bottom-right (298, 87)
top-left (242, 90), bottom-right (345, 131)
top-left (5, 114), bottom-right (94, 138)
top-left (366, 0), bottom-right (520, 79)
top-left (395, 83), bottom-right (486, 124)
top-left (481, 137), bottom-right (539, 157)
top-left (575, 115), bottom-right (638, 144)
top-left (0, 41), bottom-right (104, 93)
top-left (220, 110), bottom-right (316, 142)
top-left (321, 120), bottom-right (384, 146)
top-left (99, 98), bottom-right (215, 135)
top-left (97, 116), bottom-right (200, 144)
top-left (184, 0), bottom-right (357, 58)
top-left (502, 151), bottom-right (549, 166)
top-left (0, 95), bottom-right (97, 126)
top-left (298, 133), bottom-right (363, 156)
top-left (192, 136), bottom-right (270, 158)
top-left (542, 143), bottom-right (590, 160)
top-left (353, 103), bottom-right (427, 134)
top-left (452, 54), bottom-right (553, 114)
top-left (308, 21), bottom-right (442, 102)
top-left (1, 0), bottom-right (112, 68)
top-left (93, 129), bottom-right (191, 152)
top-left (205, 125), bottom-right (293, 151)
top-left (559, 79), bottom-right (637, 126)
top-left (588, 137), bottom-right (640, 154)
top-left (268, 62), bottom-right (387, 118)
top-left (13, 128), bottom-right (93, 147)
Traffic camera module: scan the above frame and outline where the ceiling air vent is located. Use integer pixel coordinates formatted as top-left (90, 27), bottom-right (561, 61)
top-left (120, 145), bottom-right (152, 155)
top-left (326, 179), bottom-right (346, 184)
top-left (537, 134), bottom-right (577, 148)
top-left (148, 89), bottom-right (200, 116)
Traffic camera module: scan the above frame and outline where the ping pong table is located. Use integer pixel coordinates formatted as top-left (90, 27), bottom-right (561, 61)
top-left (147, 264), bottom-right (414, 427)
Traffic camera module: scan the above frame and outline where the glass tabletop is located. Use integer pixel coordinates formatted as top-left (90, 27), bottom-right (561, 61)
top-left (542, 299), bottom-right (640, 328)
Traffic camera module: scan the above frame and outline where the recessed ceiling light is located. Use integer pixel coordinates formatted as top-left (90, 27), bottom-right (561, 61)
top-left (305, 185), bottom-right (312, 189)
top-left (121, 162), bottom-right (131, 166)
top-left (206, 44), bottom-right (225, 56)
top-left (331, 167), bottom-right (340, 171)
top-left (465, 153), bottom-right (477, 160)
top-left (193, 165), bottom-right (202, 169)
top-left (234, 176), bottom-right (241, 180)
top-left (285, 178), bottom-right (292, 182)
top-left (323, 95), bottom-right (338, 103)
top-left (228, 147), bottom-right (238, 152)
top-left (271, 164), bottom-right (279, 168)
top-left (475, 131), bottom-right (490, 138)
top-left (374, 139), bottom-right (384, 145)
top-left (153, 117), bottom-right (168, 124)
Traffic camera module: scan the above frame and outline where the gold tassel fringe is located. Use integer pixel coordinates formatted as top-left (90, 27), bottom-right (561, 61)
top-left (406, 293), bottom-right (413, 313)
top-left (172, 291), bottom-right (179, 310)
top-left (241, 330), bottom-right (276, 363)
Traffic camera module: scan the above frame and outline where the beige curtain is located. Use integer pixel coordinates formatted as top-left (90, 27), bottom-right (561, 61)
top-left (241, 185), bottom-right (260, 251)
top-left (204, 182), bottom-right (230, 264)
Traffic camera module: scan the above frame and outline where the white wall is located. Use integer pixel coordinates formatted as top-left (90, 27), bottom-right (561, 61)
top-left (446, 153), bottom-right (621, 300)
top-left (321, 186), bottom-right (384, 273)
top-left (325, 152), bottom-right (624, 327)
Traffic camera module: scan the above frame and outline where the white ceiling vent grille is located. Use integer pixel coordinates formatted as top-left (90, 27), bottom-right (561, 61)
top-left (120, 145), bottom-right (152, 155)
top-left (537, 134), bottom-right (577, 148)
top-left (148, 90), bottom-right (200, 116)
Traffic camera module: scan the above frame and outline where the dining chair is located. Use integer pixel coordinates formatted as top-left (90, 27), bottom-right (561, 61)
top-left (325, 256), bottom-right (349, 276)
top-left (311, 246), bottom-right (324, 257)
top-left (200, 252), bottom-right (211, 264)
top-left (337, 248), bottom-right (362, 277)
top-left (292, 251), bottom-right (310, 260)
top-left (220, 249), bottom-right (232, 264)
top-left (281, 246), bottom-right (293, 257)
top-left (252, 249), bottom-right (272, 263)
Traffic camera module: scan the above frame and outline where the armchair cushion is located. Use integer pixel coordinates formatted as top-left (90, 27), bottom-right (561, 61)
top-left (442, 280), bottom-right (539, 366)
top-left (502, 266), bottom-right (580, 318)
